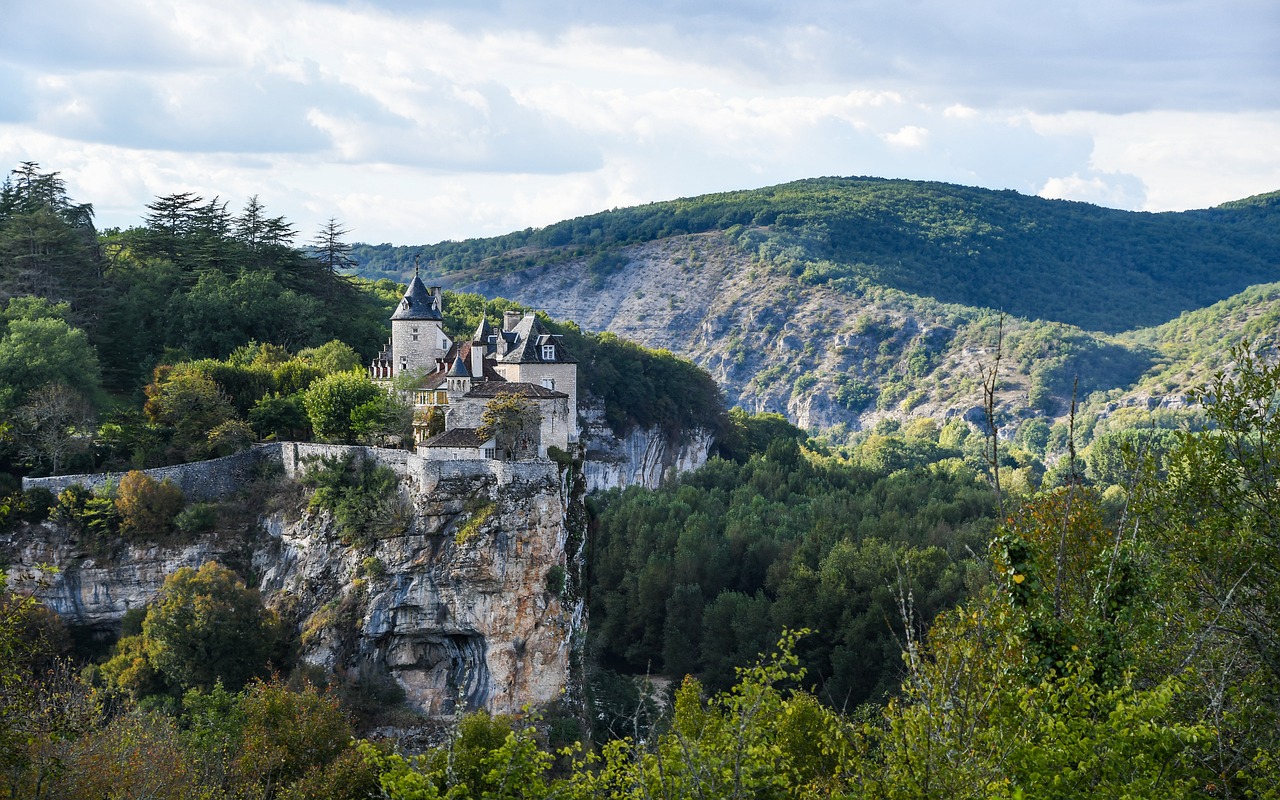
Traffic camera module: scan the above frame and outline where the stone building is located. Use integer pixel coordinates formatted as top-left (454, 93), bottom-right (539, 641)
top-left (371, 275), bottom-right (577, 460)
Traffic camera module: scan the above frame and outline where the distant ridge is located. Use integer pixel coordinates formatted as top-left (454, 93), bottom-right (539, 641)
top-left (351, 176), bottom-right (1280, 334)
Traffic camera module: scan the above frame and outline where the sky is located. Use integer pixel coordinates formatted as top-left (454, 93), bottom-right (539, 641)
top-left (1, 0), bottom-right (1278, 246)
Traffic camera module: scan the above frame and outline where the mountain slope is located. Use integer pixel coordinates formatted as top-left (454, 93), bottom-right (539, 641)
top-left (353, 177), bottom-right (1280, 334)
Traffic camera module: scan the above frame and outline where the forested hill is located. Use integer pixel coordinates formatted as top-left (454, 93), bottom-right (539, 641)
top-left (351, 177), bottom-right (1280, 334)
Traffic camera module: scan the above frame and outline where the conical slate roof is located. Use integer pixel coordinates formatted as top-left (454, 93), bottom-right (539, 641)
top-left (447, 355), bottom-right (470, 377)
top-left (391, 275), bottom-right (442, 321)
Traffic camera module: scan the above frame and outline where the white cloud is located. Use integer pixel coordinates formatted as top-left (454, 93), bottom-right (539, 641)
top-left (882, 126), bottom-right (930, 149)
top-left (1039, 172), bottom-right (1146, 210)
top-left (0, 0), bottom-right (1275, 244)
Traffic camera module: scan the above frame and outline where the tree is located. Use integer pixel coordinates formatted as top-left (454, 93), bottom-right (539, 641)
top-left (138, 562), bottom-right (280, 694)
top-left (143, 367), bottom-right (236, 461)
top-left (114, 470), bottom-right (185, 540)
top-left (301, 371), bottom-right (384, 443)
top-left (477, 394), bottom-right (542, 460)
top-left (310, 218), bottom-right (356, 275)
top-left (12, 382), bottom-right (96, 475)
top-left (298, 339), bottom-right (363, 374)
top-left (0, 303), bottom-right (103, 412)
top-left (249, 393), bottom-right (311, 441)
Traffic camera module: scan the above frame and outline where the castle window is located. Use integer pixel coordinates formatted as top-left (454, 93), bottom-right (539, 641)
top-left (541, 377), bottom-right (555, 391)
top-left (411, 327), bottom-right (419, 342)
top-left (483, 446), bottom-right (497, 460)
top-left (541, 344), bottom-right (556, 360)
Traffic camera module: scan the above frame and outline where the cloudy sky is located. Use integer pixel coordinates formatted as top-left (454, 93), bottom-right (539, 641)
top-left (2, 0), bottom-right (1277, 245)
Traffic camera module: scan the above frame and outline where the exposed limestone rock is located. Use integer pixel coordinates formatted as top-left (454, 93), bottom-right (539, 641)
top-left (578, 399), bottom-right (713, 491)
top-left (5, 445), bottom-right (585, 718)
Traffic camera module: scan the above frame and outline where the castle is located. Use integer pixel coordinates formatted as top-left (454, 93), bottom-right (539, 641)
top-left (369, 275), bottom-right (578, 460)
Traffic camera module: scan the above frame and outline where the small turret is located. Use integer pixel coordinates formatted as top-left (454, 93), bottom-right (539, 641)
top-left (447, 355), bottom-right (472, 393)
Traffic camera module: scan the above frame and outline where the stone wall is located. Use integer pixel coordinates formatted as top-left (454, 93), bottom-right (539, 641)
top-left (22, 447), bottom-right (268, 502)
top-left (23, 443), bottom-right (562, 504)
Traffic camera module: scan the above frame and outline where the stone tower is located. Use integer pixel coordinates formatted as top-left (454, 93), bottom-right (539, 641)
top-left (390, 275), bottom-right (450, 377)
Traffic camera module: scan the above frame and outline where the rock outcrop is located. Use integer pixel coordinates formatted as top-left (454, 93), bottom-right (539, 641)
top-left (579, 400), bottom-right (713, 492)
top-left (7, 444), bottom-right (585, 717)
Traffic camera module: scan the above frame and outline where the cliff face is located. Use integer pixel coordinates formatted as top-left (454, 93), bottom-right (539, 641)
top-left (579, 400), bottom-right (713, 492)
top-left (6, 444), bottom-right (585, 717)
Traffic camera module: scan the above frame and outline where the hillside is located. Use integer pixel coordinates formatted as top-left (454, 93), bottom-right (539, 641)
top-left (352, 177), bottom-right (1280, 334)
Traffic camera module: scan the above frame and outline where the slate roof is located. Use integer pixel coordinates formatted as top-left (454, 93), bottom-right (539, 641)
top-left (391, 275), bottom-right (442, 321)
top-left (420, 428), bottom-right (489, 448)
top-left (447, 356), bottom-right (470, 377)
top-left (496, 315), bottom-right (577, 364)
top-left (463, 381), bottom-right (568, 399)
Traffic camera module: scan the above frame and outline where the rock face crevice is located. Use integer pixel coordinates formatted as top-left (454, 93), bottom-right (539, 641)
top-left (6, 445), bottom-right (586, 717)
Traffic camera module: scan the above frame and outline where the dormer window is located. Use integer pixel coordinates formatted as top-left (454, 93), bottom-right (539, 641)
top-left (541, 344), bottom-right (556, 360)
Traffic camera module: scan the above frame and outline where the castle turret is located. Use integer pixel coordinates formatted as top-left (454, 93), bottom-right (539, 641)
top-left (446, 354), bottom-right (472, 394)
top-left (390, 276), bottom-right (450, 376)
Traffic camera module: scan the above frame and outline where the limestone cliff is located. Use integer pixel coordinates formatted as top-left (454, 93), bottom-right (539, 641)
top-left (579, 399), bottom-right (713, 492)
top-left (6, 444), bottom-right (585, 717)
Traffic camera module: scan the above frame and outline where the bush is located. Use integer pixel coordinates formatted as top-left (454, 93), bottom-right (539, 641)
top-left (174, 503), bottom-right (217, 535)
top-left (301, 453), bottom-right (405, 544)
top-left (115, 471), bottom-right (185, 540)
top-left (51, 483), bottom-right (120, 538)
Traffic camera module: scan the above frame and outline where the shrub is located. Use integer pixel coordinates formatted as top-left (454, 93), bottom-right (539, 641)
top-left (301, 453), bottom-right (405, 544)
top-left (545, 564), bottom-right (566, 597)
top-left (52, 483), bottom-right (120, 538)
top-left (174, 503), bottom-right (218, 535)
top-left (115, 471), bottom-right (185, 540)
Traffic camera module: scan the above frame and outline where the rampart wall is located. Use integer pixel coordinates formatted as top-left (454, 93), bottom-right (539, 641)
top-left (23, 443), bottom-right (558, 502)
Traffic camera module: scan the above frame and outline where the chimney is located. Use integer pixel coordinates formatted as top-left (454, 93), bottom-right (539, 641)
top-left (503, 310), bottom-right (522, 331)
top-left (429, 286), bottom-right (442, 312)
top-left (470, 342), bottom-right (484, 378)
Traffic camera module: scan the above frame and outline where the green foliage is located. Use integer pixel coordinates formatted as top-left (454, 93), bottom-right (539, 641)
top-left (103, 561), bottom-right (282, 696)
top-left (301, 452), bottom-right (406, 544)
top-left (173, 502), bottom-right (217, 534)
top-left (250, 392), bottom-right (311, 440)
top-left (455, 501), bottom-right (496, 546)
top-left (114, 470), bottom-right (185, 540)
top-left (301, 371), bottom-right (385, 443)
top-left (298, 338), bottom-right (364, 374)
top-left (714, 409), bottom-right (806, 462)
top-left (143, 366), bottom-right (237, 462)
top-left (0, 300), bottom-right (103, 413)
top-left (478, 394), bottom-right (542, 459)
top-left (355, 177), bottom-right (1280, 335)
top-left (589, 440), bottom-right (993, 703)
top-left (361, 710), bottom-right (553, 800)
top-left (51, 482), bottom-right (120, 539)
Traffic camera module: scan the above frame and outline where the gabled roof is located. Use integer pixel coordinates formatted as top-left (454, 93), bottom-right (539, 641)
top-left (474, 317), bottom-right (494, 342)
top-left (463, 381), bottom-right (568, 399)
top-left (391, 275), bottom-right (442, 321)
top-left (420, 428), bottom-right (490, 448)
top-left (496, 315), bottom-right (577, 364)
